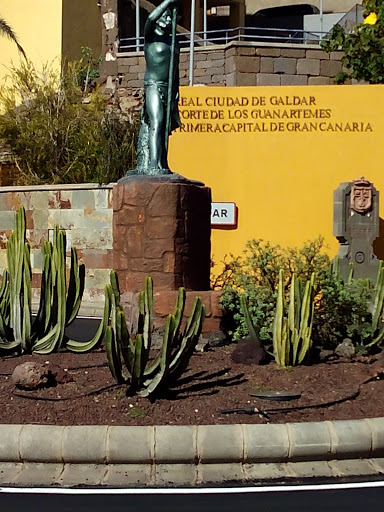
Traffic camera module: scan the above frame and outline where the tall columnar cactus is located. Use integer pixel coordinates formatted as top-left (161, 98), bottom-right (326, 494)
top-left (273, 270), bottom-right (316, 368)
top-left (0, 206), bottom-right (106, 354)
top-left (104, 272), bottom-right (206, 397)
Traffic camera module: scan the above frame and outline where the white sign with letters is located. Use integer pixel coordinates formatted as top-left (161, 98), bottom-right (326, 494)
top-left (211, 202), bottom-right (237, 226)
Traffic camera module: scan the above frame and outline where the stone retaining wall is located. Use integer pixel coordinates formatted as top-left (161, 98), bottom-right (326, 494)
top-left (115, 43), bottom-right (343, 92)
top-left (0, 184), bottom-right (113, 316)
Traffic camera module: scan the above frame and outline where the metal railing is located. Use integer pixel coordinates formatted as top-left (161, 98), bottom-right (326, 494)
top-left (119, 26), bottom-right (327, 53)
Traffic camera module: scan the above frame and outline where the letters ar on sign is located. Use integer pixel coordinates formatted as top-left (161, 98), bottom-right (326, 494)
top-left (211, 202), bottom-right (237, 226)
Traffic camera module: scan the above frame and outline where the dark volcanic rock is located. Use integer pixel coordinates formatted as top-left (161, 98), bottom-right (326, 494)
top-left (231, 338), bottom-right (267, 365)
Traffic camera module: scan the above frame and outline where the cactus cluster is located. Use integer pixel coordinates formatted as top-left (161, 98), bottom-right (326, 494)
top-left (104, 272), bottom-right (205, 397)
top-left (0, 207), bottom-right (105, 354)
top-left (273, 270), bottom-right (316, 368)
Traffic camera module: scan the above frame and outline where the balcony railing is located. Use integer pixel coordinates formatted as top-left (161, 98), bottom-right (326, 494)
top-left (119, 26), bottom-right (327, 53)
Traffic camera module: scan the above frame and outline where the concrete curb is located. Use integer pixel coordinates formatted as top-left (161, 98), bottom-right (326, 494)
top-left (1, 418), bottom-right (384, 487)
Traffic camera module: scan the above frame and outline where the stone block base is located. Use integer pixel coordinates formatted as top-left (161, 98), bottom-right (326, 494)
top-left (113, 179), bottom-right (211, 293)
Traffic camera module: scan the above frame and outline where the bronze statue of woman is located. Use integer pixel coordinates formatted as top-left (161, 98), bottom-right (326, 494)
top-left (132, 0), bottom-right (181, 176)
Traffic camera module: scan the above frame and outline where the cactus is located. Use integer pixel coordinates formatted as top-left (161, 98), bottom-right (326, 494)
top-left (104, 272), bottom-right (206, 397)
top-left (273, 270), bottom-right (316, 368)
top-left (0, 206), bottom-right (105, 355)
top-left (365, 261), bottom-right (384, 348)
top-left (239, 293), bottom-right (263, 347)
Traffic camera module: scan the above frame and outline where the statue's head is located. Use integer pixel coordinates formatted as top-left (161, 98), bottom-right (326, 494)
top-left (155, 8), bottom-right (173, 34)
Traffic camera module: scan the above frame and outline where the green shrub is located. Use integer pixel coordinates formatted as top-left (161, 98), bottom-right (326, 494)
top-left (218, 237), bottom-right (330, 344)
top-left (219, 235), bottom-right (384, 354)
top-left (0, 56), bottom-right (139, 185)
top-left (312, 268), bottom-right (372, 349)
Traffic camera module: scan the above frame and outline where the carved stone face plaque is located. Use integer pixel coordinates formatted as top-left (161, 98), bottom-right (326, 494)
top-left (351, 177), bottom-right (372, 214)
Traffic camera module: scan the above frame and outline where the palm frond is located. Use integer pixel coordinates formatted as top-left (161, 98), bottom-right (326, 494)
top-left (0, 16), bottom-right (26, 60)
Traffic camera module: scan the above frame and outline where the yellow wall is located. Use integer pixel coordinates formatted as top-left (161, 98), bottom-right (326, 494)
top-left (0, 1), bottom-right (62, 84)
top-left (169, 85), bottom-right (384, 265)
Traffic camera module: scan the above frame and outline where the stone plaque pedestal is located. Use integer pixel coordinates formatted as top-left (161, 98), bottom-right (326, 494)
top-left (334, 178), bottom-right (380, 282)
top-left (113, 178), bottom-right (211, 293)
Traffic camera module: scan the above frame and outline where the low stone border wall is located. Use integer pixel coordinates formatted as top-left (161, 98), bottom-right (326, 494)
top-left (1, 419), bottom-right (384, 487)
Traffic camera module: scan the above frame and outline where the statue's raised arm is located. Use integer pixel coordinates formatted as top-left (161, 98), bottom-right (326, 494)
top-left (128, 0), bottom-right (181, 176)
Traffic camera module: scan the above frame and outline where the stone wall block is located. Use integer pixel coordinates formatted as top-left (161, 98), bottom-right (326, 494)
top-left (297, 58), bottom-right (320, 76)
top-left (196, 60), bottom-right (213, 69)
top-left (149, 271), bottom-right (178, 290)
top-left (118, 56), bottom-right (139, 67)
top-left (225, 55), bottom-right (237, 74)
top-left (145, 216), bottom-right (177, 239)
top-left (129, 257), bottom-right (163, 273)
top-left (125, 271), bottom-right (147, 292)
top-left (281, 48), bottom-right (306, 58)
top-left (210, 51), bottom-right (225, 60)
top-left (306, 49), bottom-right (329, 60)
top-left (163, 251), bottom-right (179, 273)
top-left (309, 76), bottom-right (331, 85)
top-left (194, 52), bottom-right (208, 61)
top-left (281, 75), bottom-right (308, 86)
top-left (260, 57), bottom-right (274, 73)
top-left (239, 47), bottom-right (256, 56)
top-left (321, 59), bottom-right (343, 77)
top-left (255, 47), bottom-right (281, 57)
top-left (274, 58), bottom-right (297, 74)
top-left (210, 67), bottom-right (225, 76)
top-left (154, 290), bottom-right (179, 316)
top-left (236, 73), bottom-right (257, 86)
top-left (226, 72), bottom-right (236, 86)
top-left (257, 73), bottom-right (281, 86)
top-left (123, 225), bottom-right (144, 257)
top-left (194, 69), bottom-right (208, 78)
top-left (236, 56), bottom-right (260, 73)
top-left (147, 184), bottom-right (179, 217)
top-left (115, 206), bottom-right (145, 225)
top-left (144, 238), bottom-right (175, 259)
top-left (130, 64), bottom-right (146, 74)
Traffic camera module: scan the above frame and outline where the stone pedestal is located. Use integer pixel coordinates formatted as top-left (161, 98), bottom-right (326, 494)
top-left (113, 178), bottom-right (211, 293)
top-left (334, 177), bottom-right (380, 281)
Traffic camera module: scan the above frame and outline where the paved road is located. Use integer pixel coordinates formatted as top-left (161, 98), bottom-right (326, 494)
top-left (1, 482), bottom-right (384, 512)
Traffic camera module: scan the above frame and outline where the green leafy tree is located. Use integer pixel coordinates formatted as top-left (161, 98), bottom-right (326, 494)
top-left (0, 16), bottom-right (26, 59)
top-left (321, 0), bottom-right (384, 83)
